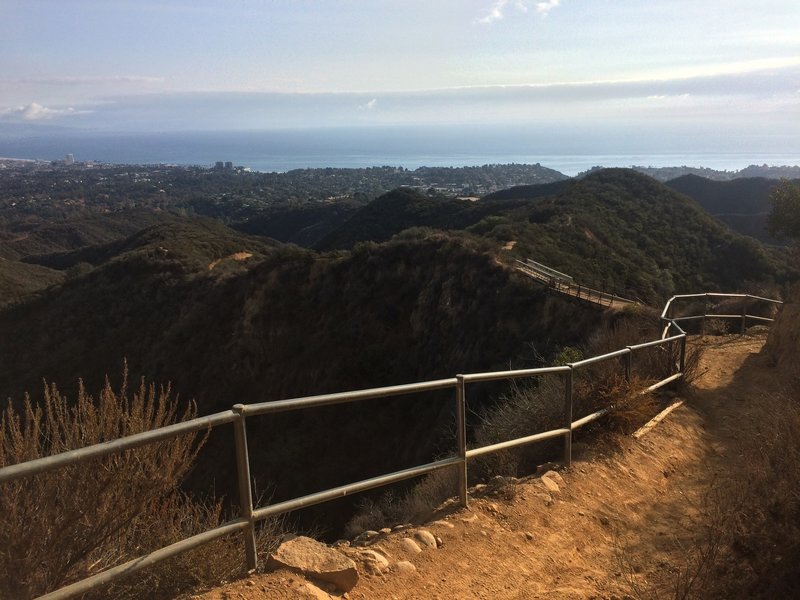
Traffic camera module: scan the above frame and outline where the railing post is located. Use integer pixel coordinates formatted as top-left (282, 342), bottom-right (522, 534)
top-left (624, 347), bottom-right (632, 382)
top-left (563, 367), bottom-right (574, 467)
top-left (455, 375), bottom-right (468, 508)
top-left (232, 404), bottom-right (258, 572)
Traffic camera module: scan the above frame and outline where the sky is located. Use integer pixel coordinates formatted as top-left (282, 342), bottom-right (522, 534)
top-left (0, 0), bottom-right (798, 154)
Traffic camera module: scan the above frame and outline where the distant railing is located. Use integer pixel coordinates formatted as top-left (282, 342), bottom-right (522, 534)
top-left (0, 293), bottom-right (782, 600)
top-left (515, 259), bottom-right (635, 307)
top-left (660, 292), bottom-right (783, 339)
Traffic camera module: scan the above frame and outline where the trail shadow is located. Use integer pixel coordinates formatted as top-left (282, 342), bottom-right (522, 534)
top-left (608, 334), bottom-right (780, 598)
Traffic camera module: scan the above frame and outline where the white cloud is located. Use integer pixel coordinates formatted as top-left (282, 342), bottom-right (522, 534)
top-left (478, 0), bottom-right (561, 24)
top-left (358, 98), bottom-right (378, 110)
top-left (0, 102), bottom-right (91, 121)
top-left (477, 0), bottom-right (508, 24)
top-left (535, 0), bottom-right (560, 16)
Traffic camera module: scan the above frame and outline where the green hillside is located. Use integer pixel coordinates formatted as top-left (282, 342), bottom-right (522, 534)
top-left (0, 224), bottom-right (619, 530)
top-left (314, 188), bottom-right (528, 251)
top-left (233, 200), bottom-right (363, 247)
top-left (472, 169), bottom-right (792, 302)
top-left (665, 174), bottom-right (798, 244)
top-left (310, 169), bottom-right (793, 304)
top-left (1, 166), bottom-right (796, 534)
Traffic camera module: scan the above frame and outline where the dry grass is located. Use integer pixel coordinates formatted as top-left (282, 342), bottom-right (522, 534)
top-left (347, 315), bottom-right (698, 539)
top-left (720, 390), bottom-right (800, 598)
top-left (344, 467), bottom-right (458, 537)
top-left (473, 375), bottom-right (566, 478)
top-left (0, 367), bottom-right (283, 600)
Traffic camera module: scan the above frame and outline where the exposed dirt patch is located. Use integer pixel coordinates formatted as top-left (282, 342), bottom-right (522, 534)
top-left (208, 252), bottom-right (253, 271)
top-left (189, 334), bottom-right (773, 599)
top-left (501, 241), bottom-right (517, 251)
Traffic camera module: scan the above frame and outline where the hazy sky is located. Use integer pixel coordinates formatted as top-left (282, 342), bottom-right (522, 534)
top-left (0, 0), bottom-right (798, 149)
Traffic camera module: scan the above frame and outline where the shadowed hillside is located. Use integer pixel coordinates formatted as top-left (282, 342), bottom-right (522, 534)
top-left (0, 222), bottom-right (626, 532)
top-left (2, 168), bottom-right (797, 537)
top-left (0, 210), bottom-right (183, 306)
top-left (314, 188), bottom-right (528, 251)
top-left (665, 174), bottom-right (799, 244)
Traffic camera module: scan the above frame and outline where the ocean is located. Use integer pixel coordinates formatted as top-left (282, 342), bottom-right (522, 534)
top-left (1, 128), bottom-right (798, 176)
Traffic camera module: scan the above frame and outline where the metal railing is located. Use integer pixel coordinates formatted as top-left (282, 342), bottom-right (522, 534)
top-left (0, 292), bottom-right (782, 600)
top-left (515, 259), bottom-right (635, 307)
top-left (660, 292), bottom-right (783, 339)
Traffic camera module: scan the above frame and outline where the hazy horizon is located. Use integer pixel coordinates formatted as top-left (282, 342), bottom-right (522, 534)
top-left (2, 126), bottom-right (799, 177)
top-left (1, 1), bottom-right (798, 159)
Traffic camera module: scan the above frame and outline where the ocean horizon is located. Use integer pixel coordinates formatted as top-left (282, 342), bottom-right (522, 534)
top-left (1, 128), bottom-right (798, 177)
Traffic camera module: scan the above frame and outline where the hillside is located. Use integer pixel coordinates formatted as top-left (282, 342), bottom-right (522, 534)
top-left (314, 188), bottom-right (528, 251)
top-left (233, 201), bottom-right (363, 247)
top-left (304, 170), bottom-right (795, 305)
top-left (2, 167), bottom-right (797, 538)
top-left (0, 209), bottom-right (183, 305)
top-left (473, 169), bottom-right (792, 303)
top-left (0, 222), bottom-right (627, 530)
top-left (578, 164), bottom-right (800, 182)
top-left (665, 174), bottom-right (796, 244)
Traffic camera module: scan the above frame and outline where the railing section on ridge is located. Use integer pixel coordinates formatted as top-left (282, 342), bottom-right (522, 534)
top-left (0, 292), bottom-right (783, 600)
top-left (514, 258), bottom-right (636, 308)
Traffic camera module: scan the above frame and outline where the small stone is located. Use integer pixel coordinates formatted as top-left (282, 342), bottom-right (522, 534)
top-left (534, 492), bottom-right (553, 505)
top-left (434, 535), bottom-right (444, 548)
top-left (524, 532), bottom-right (534, 541)
top-left (379, 528), bottom-right (392, 535)
top-left (460, 513), bottom-right (479, 524)
top-left (301, 582), bottom-right (334, 600)
top-left (370, 543), bottom-right (392, 559)
top-left (413, 529), bottom-right (437, 549)
top-left (599, 516), bottom-right (610, 527)
top-left (473, 483), bottom-right (488, 493)
top-left (360, 549), bottom-right (389, 575)
top-left (394, 561), bottom-right (417, 574)
top-left (268, 535), bottom-right (359, 592)
top-left (399, 538), bottom-right (423, 555)
top-left (540, 475), bottom-right (560, 494)
top-left (542, 470), bottom-right (565, 486)
top-left (431, 520), bottom-right (455, 529)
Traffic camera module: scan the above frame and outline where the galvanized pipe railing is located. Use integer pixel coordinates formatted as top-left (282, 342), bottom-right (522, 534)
top-left (515, 259), bottom-right (635, 307)
top-left (660, 292), bottom-right (782, 339)
top-left (0, 292), bottom-right (782, 600)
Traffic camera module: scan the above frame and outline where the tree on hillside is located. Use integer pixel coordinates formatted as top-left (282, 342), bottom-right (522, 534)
top-left (768, 180), bottom-right (800, 241)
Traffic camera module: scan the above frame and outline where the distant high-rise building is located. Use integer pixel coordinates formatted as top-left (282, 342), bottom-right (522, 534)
top-left (224, 161), bottom-right (233, 170)
top-left (65, 153), bottom-right (75, 165)
top-left (215, 161), bottom-right (224, 170)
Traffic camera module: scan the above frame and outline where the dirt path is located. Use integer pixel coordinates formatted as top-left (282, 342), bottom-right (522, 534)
top-left (193, 334), bottom-right (773, 599)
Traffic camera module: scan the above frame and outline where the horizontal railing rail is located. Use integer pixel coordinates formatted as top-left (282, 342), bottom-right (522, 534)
top-left (0, 292), bottom-right (782, 600)
top-left (660, 292), bottom-right (783, 339)
top-left (515, 259), bottom-right (635, 307)
top-left (524, 258), bottom-right (574, 282)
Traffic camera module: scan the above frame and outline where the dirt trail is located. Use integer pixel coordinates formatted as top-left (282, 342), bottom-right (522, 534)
top-left (193, 334), bottom-right (773, 600)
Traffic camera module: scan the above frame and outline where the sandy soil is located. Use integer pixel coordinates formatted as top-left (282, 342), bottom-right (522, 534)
top-left (208, 252), bottom-right (253, 271)
top-left (191, 334), bottom-right (773, 600)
